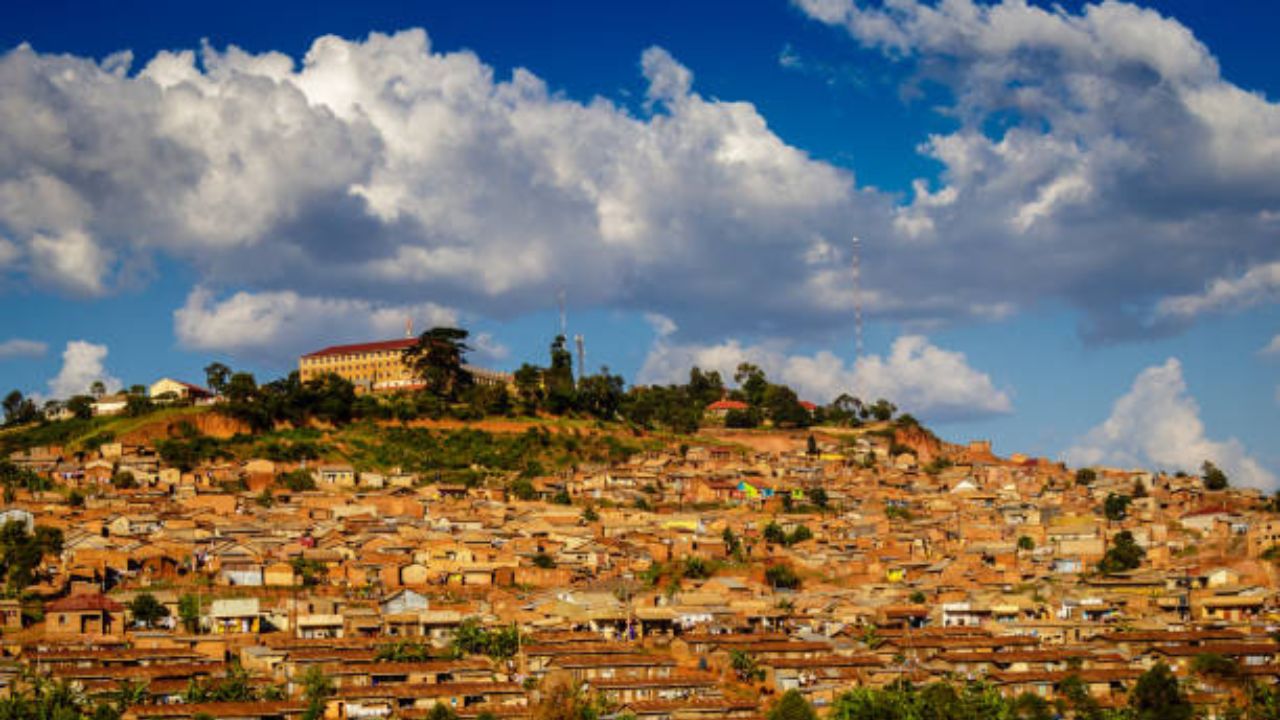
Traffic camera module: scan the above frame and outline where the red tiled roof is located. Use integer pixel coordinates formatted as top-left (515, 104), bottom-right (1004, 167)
top-left (176, 380), bottom-right (212, 396)
top-left (799, 401), bottom-right (817, 411)
top-left (302, 338), bottom-right (416, 359)
top-left (707, 400), bottom-right (749, 411)
top-left (45, 594), bottom-right (124, 613)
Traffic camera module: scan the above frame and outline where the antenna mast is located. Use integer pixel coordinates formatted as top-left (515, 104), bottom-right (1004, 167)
top-left (574, 334), bottom-right (585, 382)
top-left (556, 288), bottom-right (567, 339)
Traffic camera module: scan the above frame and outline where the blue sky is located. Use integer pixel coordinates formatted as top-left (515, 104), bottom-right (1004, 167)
top-left (1, 0), bottom-right (1278, 486)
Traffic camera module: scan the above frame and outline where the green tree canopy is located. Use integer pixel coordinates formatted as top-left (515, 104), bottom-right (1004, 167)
top-left (403, 328), bottom-right (474, 400)
top-left (1130, 662), bottom-right (1192, 720)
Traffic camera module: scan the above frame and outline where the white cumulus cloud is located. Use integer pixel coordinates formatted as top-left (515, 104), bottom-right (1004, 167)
top-left (0, 338), bottom-right (47, 359)
top-left (638, 326), bottom-right (1010, 422)
top-left (3, 11), bottom-right (1280, 345)
top-left (1263, 334), bottom-right (1280, 357)
top-left (1155, 261), bottom-right (1280, 321)
top-left (796, 0), bottom-right (1280, 340)
top-left (173, 287), bottom-right (458, 363)
top-left (1064, 358), bottom-right (1275, 489)
top-left (47, 341), bottom-right (121, 399)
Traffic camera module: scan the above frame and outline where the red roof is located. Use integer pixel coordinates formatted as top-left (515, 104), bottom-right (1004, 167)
top-left (799, 401), bottom-right (817, 411)
top-left (46, 593), bottom-right (124, 613)
top-left (175, 380), bottom-right (212, 396)
top-left (707, 400), bottom-right (749, 411)
top-left (302, 338), bottom-right (417, 359)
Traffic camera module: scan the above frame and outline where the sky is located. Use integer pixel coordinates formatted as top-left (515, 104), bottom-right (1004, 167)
top-left (1, 0), bottom-right (1278, 487)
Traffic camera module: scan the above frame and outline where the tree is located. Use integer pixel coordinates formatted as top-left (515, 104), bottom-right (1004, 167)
top-left (730, 649), bottom-right (765, 682)
top-left (178, 593), bottom-right (202, 633)
top-left (1099, 530), bottom-right (1145, 573)
top-left (63, 394), bottom-right (93, 420)
top-left (1190, 652), bottom-right (1239, 687)
top-left (300, 665), bottom-right (335, 720)
top-left (868, 398), bottom-right (896, 422)
top-left (1104, 493), bottom-right (1131, 521)
top-left (204, 362), bottom-right (232, 395)
top-left (687, 367), bottom-right (725, 409)
top-left (734, 363), bottom-right (768, 407)
top-left (403, 328), bottom-right (474, 400)
top-left (1202, 460), bottom-right (1230, 491)
top-left (532, 552), bottom-right (556, 569)
top-left (0, 521), bottom-right (62, 595)
top-left (827, 394), bottom-right (865, 426)
top-left (724, 406), bottom-right (762, 429)
top-left (1017, 536), bottom-right (1035, 552)
top-left (544, 335), bottom-right (576, 414)
top-left (1130, 662), bottom-right (1192, 720)
top-left (376, 640), bottom-right (433, 662)
top-left (763, 521), bottom-right (787, 545)
top-left (682, 556), bottom-right (713, 579)
top-left (224, 372), bottom-right (258, 403)
top-left (451, 617), bottom-right (521, 660)
top-left (806, 487), bottom-right (829, 510)
top-left (90, 380), bottom-right (107, 397)
top-left (766, 563), bottom-right (800, 590)
top-left (128, 593), bottom-right (169, 628)
top-left (291, 556), bottom-right (327, 587)
top-left (278, 469), bottom-right (317, 492)
top-left (576, 369), bottom-right (625, 420)
top-left (768, 690), bottom-right (817, 720)
top-left (3, 391), bottom-right (37, 426)
top-left (806, 434), bottom-right (819, 456)
top-left (513, 363), bottom-right (545, 415)
top-left (763, 384), bottom-right (810, 428)
top-left (425, 704), bottom-right (459, 720)
top-left (1075, 468), bottom-right (1097, 485)
top-left (787, 524), bottom-right (813, 545)
top-left (722, 528), bottom-right (743, 560)
top-left (531, 677), bottom-right (610, 720)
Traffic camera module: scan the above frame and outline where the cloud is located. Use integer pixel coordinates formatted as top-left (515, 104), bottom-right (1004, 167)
top-left (1155, 261), bottom-right (1280, 321)
top-left (1064, 358), bottom-right (1275, 488)
top-left (0, 236), bottom-right (18, 266)
top-left (795, 0), bottom-right (1280, 340)
top-left (0, 338), bottom-right (46, 359)
top-left (638, 325), bottom-right (1011, 422)
top-left (0, 32), bottom-right (885, 342)
top-left (28, 230), bottom-right (112, 296)
top-left (173, 287), bottom-right (458, 364)
top-left (4, 13), bottom-right (1280, 347)
top-left (47, 341), bottom-right (121, 399)
top-left (470, 333), bottom-right (510, 363)
top-left (1263, 334), bottom-right (1280, 357)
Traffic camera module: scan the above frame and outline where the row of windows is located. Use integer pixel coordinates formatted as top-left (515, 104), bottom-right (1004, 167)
top-left (304, 350), bottom-right (403, 365)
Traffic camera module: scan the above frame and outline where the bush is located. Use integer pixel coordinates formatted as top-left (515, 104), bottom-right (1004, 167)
top-left (766, 564), bottom-right (800, 590)
top-left (278, 469), bottom-right (316, 492)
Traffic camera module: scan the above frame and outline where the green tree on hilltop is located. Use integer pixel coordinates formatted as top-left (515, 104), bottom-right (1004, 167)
top-left (1202, 460), bottom-right (1229, 491)
top-left (403, 327), bottom-right (474, 400)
